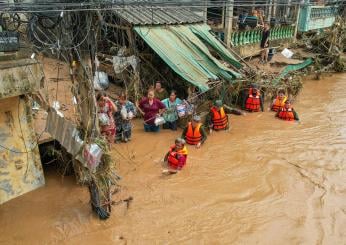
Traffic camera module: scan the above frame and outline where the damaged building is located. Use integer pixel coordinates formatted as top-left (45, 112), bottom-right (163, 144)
top-left (0, 55), bottom-right (45, 204)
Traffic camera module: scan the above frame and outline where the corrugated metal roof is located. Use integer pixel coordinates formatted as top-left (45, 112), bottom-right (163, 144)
top-left (114, 7), bottom-right (204, 25)
top-left (134, 24), bottom-right (241, 92)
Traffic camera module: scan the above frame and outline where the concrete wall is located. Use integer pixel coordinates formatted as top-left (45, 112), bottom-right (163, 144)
top-left (0, 57), bottom-right (45, 204)
top-left (0, 96), bottom-right (45, 204)
top-left (298, 5), bottom-right (337, 32)
top-left (234, 38), bottom-right (293, 58)
top-left (0, 59), bottom-right (44, 100)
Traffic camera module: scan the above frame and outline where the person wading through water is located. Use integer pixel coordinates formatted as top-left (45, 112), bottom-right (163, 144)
top-left (96, 92), bottom-right (117, 144)
top-left (163, 138), bottom-right (188, 174)
top-left (243, 85), bottom-right (264, 112)
top-left (206, 100), bottom-right (243, 133)
top-left (271, 89), bottom-right (288, 112)
top-left (154, 81), bottom-right (169, 101)
top-left (276, 100), bottom-right (300, 121)
top-left (181, 115), bottom-right (207, 149)
top-left (137, 89), bottom-right (166, 132)
top-left (161, 90), bottom-right (182, 131)
top-left (114, 92), bottom-right (136, 143)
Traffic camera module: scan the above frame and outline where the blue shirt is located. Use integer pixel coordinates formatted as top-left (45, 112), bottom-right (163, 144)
top-left (161, 98), bottom-right (182, 122)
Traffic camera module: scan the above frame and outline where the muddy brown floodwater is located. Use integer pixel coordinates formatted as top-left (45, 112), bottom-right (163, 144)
top-left (1, 74), bottom-right (346, 245)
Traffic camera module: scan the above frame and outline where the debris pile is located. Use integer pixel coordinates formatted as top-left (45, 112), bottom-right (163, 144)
top-left (298, 17), bottom-right (346, 73)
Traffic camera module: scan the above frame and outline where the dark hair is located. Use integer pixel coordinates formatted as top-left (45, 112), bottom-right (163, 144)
top-left (278, 89), bottom-right (285, 94)
top-left (251, 84), bottom-right (259, 89)
top-left (96, 92), bottom-right (107, 101)
top-left (170, 90), bottom-right (177, 96)
top-left (155, 81), bottom-right (162, 85)
top-left (118, 92), bottom-right (127, 100)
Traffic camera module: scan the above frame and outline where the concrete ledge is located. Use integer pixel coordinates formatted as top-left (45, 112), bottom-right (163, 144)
top-left (0, 58), bottom-right (44, 99)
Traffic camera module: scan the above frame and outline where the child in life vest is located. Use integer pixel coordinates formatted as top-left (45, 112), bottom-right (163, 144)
top-left (271, 89), bottom-right (287, 112)
top-left (163, 138), bottom-right (188, 174)
top-left (276, 100), bottom-right (300, 121)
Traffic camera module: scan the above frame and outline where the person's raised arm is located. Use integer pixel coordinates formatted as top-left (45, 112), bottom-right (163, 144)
top-left (107, 97), bottom-right (117, 112)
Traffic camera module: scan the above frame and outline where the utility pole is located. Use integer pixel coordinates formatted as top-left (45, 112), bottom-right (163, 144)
top-left (272, 0), bottom-right (277, 18)
top-left (224, 0), bottom-right (234, 47)
top-left (294, 2), bottom-right (302, 41)
top-left (286, 0), bottom-right (292, 19)
top-left (267, 0), bottom-right (273, 21)
top-left (203, 0), bottom-right (208, 23)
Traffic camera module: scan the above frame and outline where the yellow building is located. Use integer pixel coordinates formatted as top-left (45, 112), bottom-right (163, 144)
top-left (0, 57), bottom-right (45, 204)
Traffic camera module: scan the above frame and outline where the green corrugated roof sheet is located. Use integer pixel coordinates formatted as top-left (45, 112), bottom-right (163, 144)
top-left (189, 24), bottom-right (243, 69)
top-left (134, 24), bottom-right (241, 92)
top-left (274, 58), bottom-right (313, 84)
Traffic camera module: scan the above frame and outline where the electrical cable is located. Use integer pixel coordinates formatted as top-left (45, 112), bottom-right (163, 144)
top-left (2, 1), bottom-right (344, 13)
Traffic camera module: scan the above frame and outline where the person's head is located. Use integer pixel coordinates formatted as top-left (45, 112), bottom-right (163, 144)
top-left (147, 89), bottom-right (155, 100)
top-left (118, 92), bottom-right (127, 105)
top-left (214, 100), bottom-right (223, 111)
top-left (155, 81), bottom-right (162, 91)
top-left (169, 90), bottom-right (177, 101)
top-left (96, 92), bottom-right (107, 107)
top-left (278, 89), bottom-right (285, 99)
top-left (175, 138), bottom-right (185, 150)
top-left (251, 84), bottom-right (259, 95)
top-left (284, 99), bottom-right (291, 109)
top-left (192, 114), bottom-right (201, 127)
top-left (264, 22), bottom-right (269, 30)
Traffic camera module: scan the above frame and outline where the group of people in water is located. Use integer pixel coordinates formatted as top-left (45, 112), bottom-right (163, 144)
top-left (96, 82), bottom-right (300, 174)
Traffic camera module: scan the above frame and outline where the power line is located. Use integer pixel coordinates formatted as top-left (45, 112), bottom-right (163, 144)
top-left (3, 0), bottom-right (345, 13)
top-left (2, 4), bottom-right (344, 14)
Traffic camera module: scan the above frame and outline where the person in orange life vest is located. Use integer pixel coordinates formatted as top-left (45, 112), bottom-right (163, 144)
top-left (271, 89), bottom-right (287, 111)
top-left (243, 85), bottom-right (264, 112)
top-left (163, 138), bottom-right (188, 174)
top-left (276, 100), bottom-right (299, 121)
top-left (181, 115), bottom-right (208, 149)
top-left (206, 100), bottom-right (243, 133)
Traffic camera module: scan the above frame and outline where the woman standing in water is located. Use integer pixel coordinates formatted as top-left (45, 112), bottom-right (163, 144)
top-left (137, 89), bottom-right (166, 132)
top-left (97, 92), bottom-right (117, 144)
top-left (161, 90), bottom-right (182, 131)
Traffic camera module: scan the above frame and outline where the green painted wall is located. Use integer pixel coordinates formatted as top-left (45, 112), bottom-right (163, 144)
top-left (298, 5), bottom-right (337, 32)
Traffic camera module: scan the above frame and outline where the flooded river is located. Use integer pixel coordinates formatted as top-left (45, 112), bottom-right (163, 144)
top-left (1, 74), bottom-right (346, 244)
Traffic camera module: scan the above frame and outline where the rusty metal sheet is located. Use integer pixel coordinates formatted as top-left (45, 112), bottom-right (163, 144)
top-left (46, 108), bottom-right (83, 156)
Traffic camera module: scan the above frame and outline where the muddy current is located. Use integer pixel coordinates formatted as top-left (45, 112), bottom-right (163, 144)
top-left (0, 74), bottom-right (346, 244)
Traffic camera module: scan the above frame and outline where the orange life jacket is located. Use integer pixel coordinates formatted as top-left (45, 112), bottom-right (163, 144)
top-left (245, 88), bottom-right (261, 112)
top-left (167, 145), bottom-right (188, 169)
top-left (185, 122), bottom-right (202, 145)
top-left (271, 96), bottom-right (287, 112)
top-left (211, 106), bottom-right (228, 130)
top-left (278, 107), bottom-right (295, 121)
